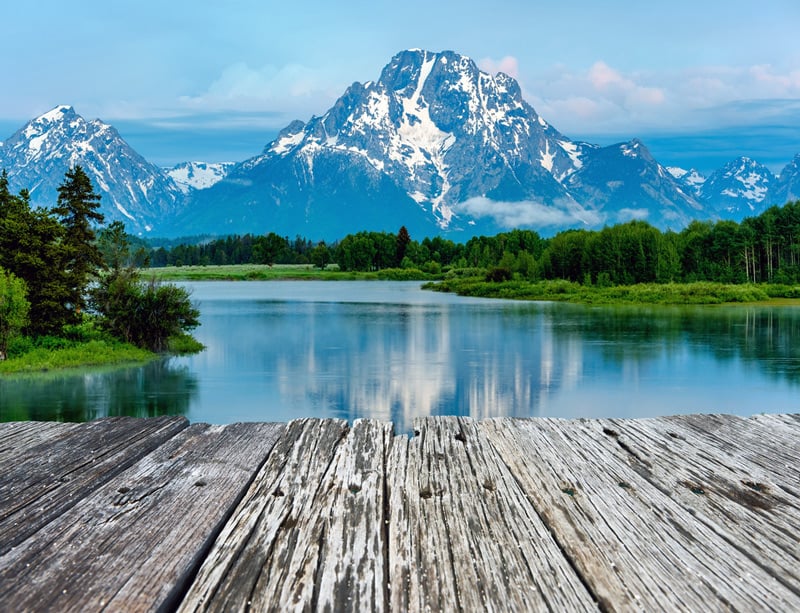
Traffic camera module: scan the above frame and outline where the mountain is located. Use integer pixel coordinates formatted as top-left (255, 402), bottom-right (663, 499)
top-left (177, 49), bottom-right (704, 238)
top-left (695, 157), bottom-right (775, 219)
top-left (0, 105), bottom-right (184, 233)
top-left (667, 166), bottom-right (706, 195)
top-left (772, 154), bottom-right (800, 206)
top-left (165, 161), bottom-right (235, 193)
top-left (563, 139), bottom-right (703, 228)
top-left (3, 52), bottom-right (799, 240)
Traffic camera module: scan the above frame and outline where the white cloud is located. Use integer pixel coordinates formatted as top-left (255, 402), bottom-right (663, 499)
top-left (455, 196), bottom-right (603, 229)
top-left (524, 60), bottom-right (800, 137)
top-left (588, 61), bottom-right (627, 90)
top-left (478, 56), bottom-right (520, 79)
top-left (179, 62), bottom-right (342, 115)
top-left (617, 208), bottom-right (650, 221)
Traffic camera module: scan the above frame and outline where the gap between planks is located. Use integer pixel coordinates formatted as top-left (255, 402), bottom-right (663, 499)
top-left (0, 413), bottom-right (798, 612)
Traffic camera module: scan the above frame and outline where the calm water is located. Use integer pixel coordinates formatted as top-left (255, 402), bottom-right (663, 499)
top-left (2, 281), bottom-right (799, 432)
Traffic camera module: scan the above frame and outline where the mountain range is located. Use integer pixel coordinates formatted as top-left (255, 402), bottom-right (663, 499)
top-left (1, 49), bottom-right (799, 239)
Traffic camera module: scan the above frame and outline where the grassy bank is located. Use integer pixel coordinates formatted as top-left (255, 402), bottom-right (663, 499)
top-left (1, 322), bottom-right (204, 376)
top-left (423, 277), bottom-right (800, 305)
top-left (143, 264), bottom-right (437, 282)
top-left (0, 339), bottom-right (156, 375)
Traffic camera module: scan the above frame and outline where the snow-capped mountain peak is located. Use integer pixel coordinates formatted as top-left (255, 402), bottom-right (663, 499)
top-left (0, 105), bottom-right (184, 233)
top-left (698, 156), bottom-right (774, 218)
top-left (252, 49), bottom-right (586, 230)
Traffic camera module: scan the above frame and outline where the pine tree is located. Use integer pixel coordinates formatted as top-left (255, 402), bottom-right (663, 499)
top-left (0, 183), bottom-right (71, 337)
top-left (53, 166), bottom-right (105, 318)
top-left (395, 226), bottom-right (411, 267)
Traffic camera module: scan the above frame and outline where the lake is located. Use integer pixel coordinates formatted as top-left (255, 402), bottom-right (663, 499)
top-left (2, 280), bottom-right (798, 432)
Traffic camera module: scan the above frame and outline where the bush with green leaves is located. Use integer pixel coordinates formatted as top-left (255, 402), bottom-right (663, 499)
top-left (91, 270), bottom-right (200, 352)
top-left (0, 267), bottom-right (30, 359)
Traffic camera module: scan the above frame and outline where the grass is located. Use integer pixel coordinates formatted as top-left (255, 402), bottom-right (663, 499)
top-left (0, 319), bottom-right (203, 376)
top-left (144, 264), bottom-right (800, 305)
top-left (424, 277), bottom-right (800, 305)
top-left (143, 264), bottom-right (437, 281)
top-left (167, 333), bottom-right (206, 354)
top-left (0, 339), bottom-right (155, 375)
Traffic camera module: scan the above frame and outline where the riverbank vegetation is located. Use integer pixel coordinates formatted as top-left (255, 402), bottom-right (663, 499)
top-left (0, 320), bottom-right (154, 374)
top-left (147, 263), bottom-right (435, 282)
top-left (145, 202), bottom-right (800, 304)
top-left (0, 169), bottom-right (202, 373)
top-left (145, 203), bottom-right (800, 285)
top-left (422, 278), bottom-right (799, 305)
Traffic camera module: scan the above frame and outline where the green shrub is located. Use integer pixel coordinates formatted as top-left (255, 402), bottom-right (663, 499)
top-left (376, 267), bottom-right (429, 280)
top-left (91, 270), bottom-right (201, 352)
top-left (167, 332), bottom-right (205, 354)
top-left (6, 335), bottom-right (34, 359)
top-left (485, 266), bottom-right (512, 282)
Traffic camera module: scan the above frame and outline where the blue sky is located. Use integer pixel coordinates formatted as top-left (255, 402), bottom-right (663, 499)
top-left (2, 1), bottom-right (799, 173)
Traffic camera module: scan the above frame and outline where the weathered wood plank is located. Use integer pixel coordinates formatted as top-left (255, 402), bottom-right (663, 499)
top-left (658, 413), bottom-right (800, 486)
top-left (0, 421), bottom-right (80, 464)
top-left (480, 417), bottom-right (800, 610)
top-left (313, 419), bottom-right (393, 612)
top-left (178, 418), bottom-right (372, 612)
top-left (597, 414), bottom-right (800, 597)
top-left (0, 415), bottom-right (188, 555)
top-left (0, 421), bottom-right (284, 612)
top-left (387, 416), bottom-right (598, 612)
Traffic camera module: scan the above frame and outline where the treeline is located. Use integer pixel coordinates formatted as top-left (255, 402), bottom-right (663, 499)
top-left (148, 202), bottom-right (800, 285)
top-left (0, 168), bottom-right (199, 358)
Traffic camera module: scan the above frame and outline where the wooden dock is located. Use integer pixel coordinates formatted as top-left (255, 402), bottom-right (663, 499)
top-left (1, 413), bottom-right (799, 611)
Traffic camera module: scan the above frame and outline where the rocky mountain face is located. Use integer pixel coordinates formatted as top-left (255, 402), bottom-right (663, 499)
top-left (164, 161), bottom-right (235, 193)
top-left (698, 157), bottom-right (774, 219)
top-left (179, 49), bottom-right (707, 238)
top-left (2, 52), bottom-right (800, 239)
top-left (563, 139), bottom-right (703, 228)
top-left (669, 156), bottom-right (799, 220)
top-left (771, 154), bottom-right (800, 206)
top-left (0, 105), bottom-right (184, 233)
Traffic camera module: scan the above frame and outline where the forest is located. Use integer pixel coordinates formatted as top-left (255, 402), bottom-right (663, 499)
top-left (0, 168), bottom-right (200, 365)
top-left (146, 202), bottom-right (800, 286)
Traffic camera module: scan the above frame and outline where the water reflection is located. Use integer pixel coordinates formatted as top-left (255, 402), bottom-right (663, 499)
top-left (0, 359), bottom-right (197, 422)
top-left (2, 281), bottom-right (798, 431)
top-left (547, 304), bottom-right (800, 381)
top-left (174, 282), bottom-right (800, 432)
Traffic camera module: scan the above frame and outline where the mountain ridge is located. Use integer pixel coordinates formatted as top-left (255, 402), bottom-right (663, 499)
top-left (2, 50), bottom-right (800, 238)
top-left (0, 105), bottom-right (185, 233)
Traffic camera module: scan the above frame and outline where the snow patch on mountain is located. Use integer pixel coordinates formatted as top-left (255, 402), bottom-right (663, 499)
top-left (165, 161), bottom-right (235, 193)
top-left (667, 167), bottom-right (706, 193)
top-left (0, 105), bottom-right (184, 233)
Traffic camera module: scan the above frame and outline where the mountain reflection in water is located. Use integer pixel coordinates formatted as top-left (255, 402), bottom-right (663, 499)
top-left (2, 281), bottom-right (798, 432)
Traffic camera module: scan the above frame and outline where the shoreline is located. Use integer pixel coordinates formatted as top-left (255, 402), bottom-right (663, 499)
top-left (147, 265), bottom-right (800, 306)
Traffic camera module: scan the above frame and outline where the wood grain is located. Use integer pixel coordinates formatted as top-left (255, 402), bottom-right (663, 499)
top-left (387, 416), bottom-right (598, 612)
top-left (480, 416), bottom-right (800, 610)
top-left (178, 418), bottom-right (353, 611)
top-left (1, 414), bottom-right (799, 611)
top-left (0, 421), bottom-right (283, 612)
top-left (0, 415), bottom-right (188, 555)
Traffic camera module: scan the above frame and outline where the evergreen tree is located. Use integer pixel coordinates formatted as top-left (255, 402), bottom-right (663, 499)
top-left (0, 173), bottom-right (71, 336)
top-left (395, 226), bottom-right (411, 266)
top-left (97, 221), bottom-right (131, 272)
top-left (53, 166), bottom-right (105, 318)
